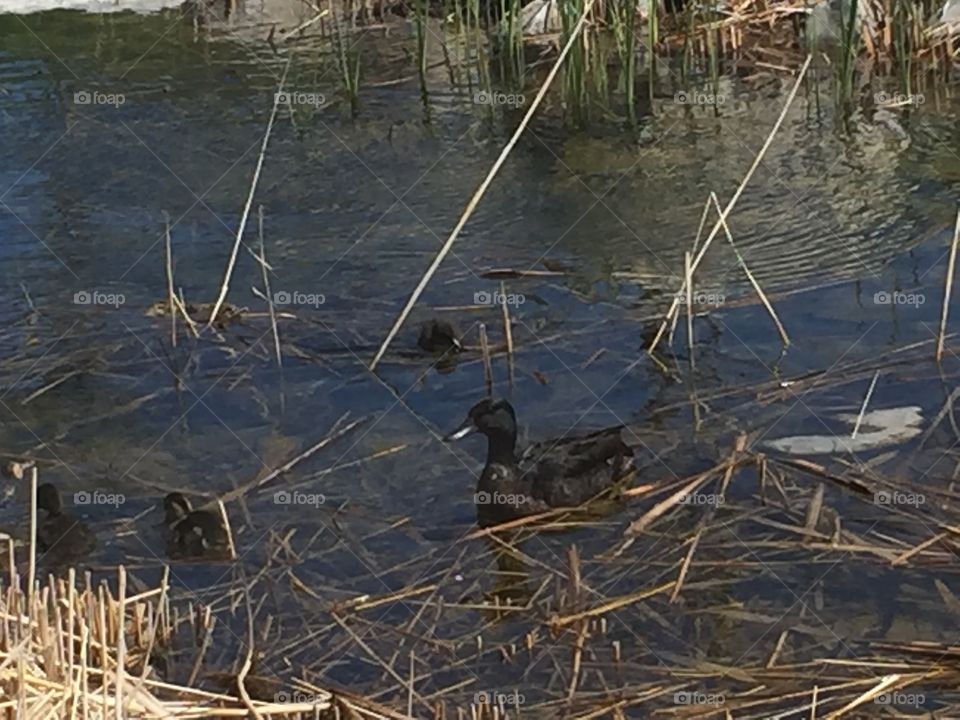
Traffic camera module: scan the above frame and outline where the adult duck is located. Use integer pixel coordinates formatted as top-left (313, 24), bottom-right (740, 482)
top-left (446, 398), bottom-right (634, 526)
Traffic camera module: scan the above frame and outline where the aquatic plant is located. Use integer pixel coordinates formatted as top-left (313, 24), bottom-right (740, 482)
top-left (609, 0), bottom-right (638, 122)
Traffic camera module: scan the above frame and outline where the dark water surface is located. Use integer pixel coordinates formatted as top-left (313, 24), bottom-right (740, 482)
top-left (2, 3), bottom-right (960, 716)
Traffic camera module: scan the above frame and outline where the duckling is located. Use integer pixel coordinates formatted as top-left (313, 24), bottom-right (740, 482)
top-left (163, 493), bottom-right (229, 558)
top-left (418, 319), bottom-right (463, 355)
top-left (446, 398), bottom-right (634, 527)
top-left (36, 483), bottom-right (96, 556)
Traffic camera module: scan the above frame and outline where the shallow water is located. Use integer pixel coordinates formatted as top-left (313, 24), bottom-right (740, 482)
top-left (2, 2), bottom-right (960, 716)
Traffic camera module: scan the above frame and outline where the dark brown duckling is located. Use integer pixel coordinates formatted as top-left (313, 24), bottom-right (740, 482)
top-left (36, 483), bottom-right (96, 556)
top-left (418, 319), bottom-right (463, 355)
top-left (163, 493), bottom-right (229, 558)
top-left (446, 398), bottom-right (634, 527)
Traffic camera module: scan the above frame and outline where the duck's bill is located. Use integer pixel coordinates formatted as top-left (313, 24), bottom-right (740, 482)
top-left (444, 420), bottom-right (476, 441)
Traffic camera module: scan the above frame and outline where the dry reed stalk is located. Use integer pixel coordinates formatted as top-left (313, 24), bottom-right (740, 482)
top-left (27, 466), bottom-right (37, 610)
top-left (478, 323), bottom-right (493, 396)
top-left (220, 413), bottom-right (365, 501)
top-left (207, 58), bottom-right (290, 329)
top-left (216, 500), bottom-right (238, 561)
top-left (936, 208), bottom-right (960, 362)
top-left (407, 650), bottom-right (415, 718)
top-left (850, 369), bottom-right (880, 439)
top-left (115, 566), bottom-right (126, 720)
top-left (463, 508), bottom-right (572, 539)
top-left (623, 463), bottom-right (727, 537)
top-left (647, 53), bottom-right (813, 354)
top-left (825, 674), bottom-right (904, 719)
top-left (258, 205), bottom-right (283, 369)
top-left (890, 531), bottom-right (950, 567)
top-left (684, 251), bottom-right (694, 368)
top-left (709, 192), bottom-right (790, 346)
top-left (5, 535), bottom-right (15, 588)
top-left (369, 0), bottom-right (603, 371)
top-left (548, 582), bottom-right (676, 629)
top-left (669, 528), bottom-right (702, 603)
top-left (499, 282), bottom-right (515, 389)
top-left (163, 212), bottom-right (177, 348)
top-left (669, 198), bottom-right (713, 346)
top-left (278, 7), bottom-right (329, 41)
top-left (236, 573), bottom-right (263, 720)
top-left (172, 290), bottom-right (200, 338)
top-left (187, 607), bottom-right (215, 687)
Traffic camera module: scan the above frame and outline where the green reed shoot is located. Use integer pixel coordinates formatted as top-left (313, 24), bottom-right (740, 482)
top-left (560, 0), bottom-right (589, 124)
top-left (415, 0), bottom-right (429, 98)
top-left (609, 0), bottom-right (637, 123)
top-left (331, 14), bottom-right (362, 112)
top-left (837, 0), bottom-right (860, 104)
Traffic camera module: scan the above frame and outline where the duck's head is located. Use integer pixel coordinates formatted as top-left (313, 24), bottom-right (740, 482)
top-left (163, 492), bottom-right (193, 525)
top-left (418, 319), bottom-right (463, 353)
top-left (446, 398), bottom-right (517, 442)
top-left (37, 483), bottom-right (63, 515)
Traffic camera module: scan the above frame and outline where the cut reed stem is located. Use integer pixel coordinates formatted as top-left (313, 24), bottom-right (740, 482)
top-left (257, 205), bottom-right (283, 369)
top-left (851, 370), bottom-right (880, 440)
top-left (207, 59), bottom-right (290, 329)
top-left (936, 207), bottom-right (960, 363)
top-left (499, 281), bottom-right (515, 390)
top-left (479, 323), bottom-right (493, 396)
top-left (163, 211), bottom-right (176, 348)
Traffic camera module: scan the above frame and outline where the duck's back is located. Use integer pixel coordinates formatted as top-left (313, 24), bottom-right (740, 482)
top-left (521, 426), bottom-right (632, 506)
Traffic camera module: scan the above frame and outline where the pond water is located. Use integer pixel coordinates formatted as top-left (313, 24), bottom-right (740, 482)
top-left (2, 2), bottom-right (960, 717)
